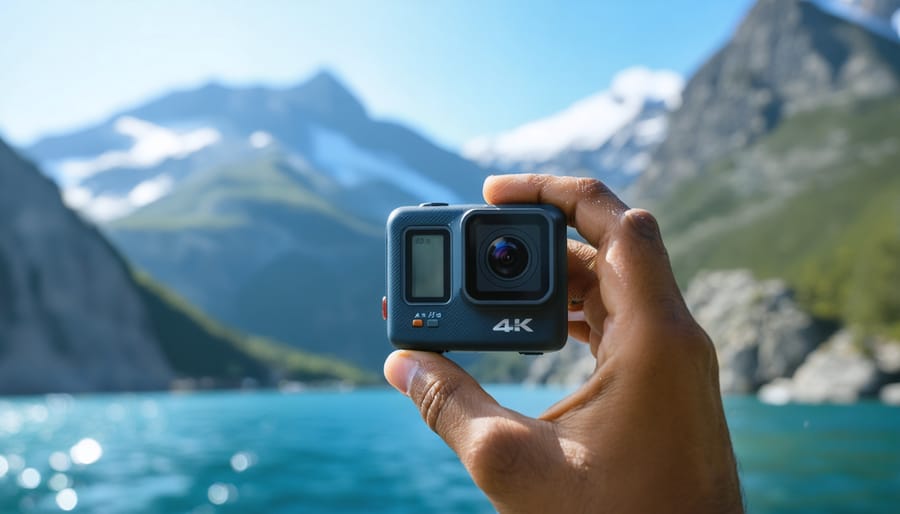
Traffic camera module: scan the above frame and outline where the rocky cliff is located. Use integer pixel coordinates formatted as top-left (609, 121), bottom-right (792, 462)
top-left (634, 0), bottom-right (900, 200)
top-left (0, 137), bottom-right (373, 394)
top-left (0, 138), bottom-right (174, 394)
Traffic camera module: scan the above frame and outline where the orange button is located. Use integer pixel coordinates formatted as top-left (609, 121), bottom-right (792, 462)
top-left (412, 319), bottom-right (424, 328)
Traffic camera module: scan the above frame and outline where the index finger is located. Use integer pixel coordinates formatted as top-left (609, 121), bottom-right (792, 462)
top-left (483, 174), bottom-right (628, 249)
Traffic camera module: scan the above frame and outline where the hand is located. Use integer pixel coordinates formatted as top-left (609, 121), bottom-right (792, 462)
top-left (384, 174), bottom-right (743, 513)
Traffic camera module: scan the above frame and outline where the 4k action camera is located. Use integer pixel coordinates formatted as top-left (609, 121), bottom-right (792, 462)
top-left (385, 203), bottom-right (567, 354)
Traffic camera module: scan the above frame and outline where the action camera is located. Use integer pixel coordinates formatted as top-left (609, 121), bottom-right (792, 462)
top-left (384, 203), bottom-right (567, 354)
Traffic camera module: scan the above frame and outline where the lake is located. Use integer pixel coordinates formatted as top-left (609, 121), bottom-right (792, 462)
top-left (1, 387), bottom-right (898, 513)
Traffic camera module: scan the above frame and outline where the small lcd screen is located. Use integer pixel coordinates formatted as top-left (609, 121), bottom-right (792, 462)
top-left (407, 231), bottom-right (449, 301)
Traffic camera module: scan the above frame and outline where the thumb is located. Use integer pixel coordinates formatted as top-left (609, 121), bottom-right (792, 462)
top-left (385, 351), bottom-right (561, 504)
top-left (384, 350), bottom-right (508, 453)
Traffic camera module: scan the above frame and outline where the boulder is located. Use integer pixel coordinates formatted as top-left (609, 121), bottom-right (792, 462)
top-left (685, 269), bottom-right (829, 393)
top-left (788, 330), bottom-right (882, 403)
top-left (879, 383), bottom-right (900, 406)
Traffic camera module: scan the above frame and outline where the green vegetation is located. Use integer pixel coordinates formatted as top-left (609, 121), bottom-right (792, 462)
top-left (133, 271), bottom-right (378, 385)
top-left (112, 155), bottom-right (380, 237)
top-left (656, 96), bottom-right (900, 339)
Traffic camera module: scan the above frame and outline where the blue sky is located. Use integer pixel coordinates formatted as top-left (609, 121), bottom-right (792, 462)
top-left (0, 0), bottom-right (753, 149)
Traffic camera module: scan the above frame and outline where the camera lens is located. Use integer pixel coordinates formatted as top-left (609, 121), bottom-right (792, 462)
top-left (487, 236), bottom-right (529, 279)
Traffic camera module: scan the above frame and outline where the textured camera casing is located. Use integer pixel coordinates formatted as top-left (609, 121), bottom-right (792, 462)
top-left (386, 204), bottom-right (567, 353)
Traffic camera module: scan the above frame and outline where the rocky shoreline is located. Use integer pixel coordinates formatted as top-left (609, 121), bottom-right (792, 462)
top-left (687, 270), bottom-right (900, 405)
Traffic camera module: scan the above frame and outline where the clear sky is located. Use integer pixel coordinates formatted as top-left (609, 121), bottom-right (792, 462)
top-left (0, 0), bottom-right (753, 150)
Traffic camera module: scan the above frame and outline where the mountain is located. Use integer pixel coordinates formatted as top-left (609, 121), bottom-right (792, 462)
top-left (0, 138), bottom-right (171, 393)
top-left (463, 67), bottom-right (683, 190)
top-left (635, 0), bottom-right (900, 335)
top-left (633, 0), bottom-right (900, 201)
top-left (0, 136), bottom-right (372, 394)
top-left (24, 71), bottom-right (487, 371)
top-left (26, 71), bottom-right (483, 223)
top-left (501, 0), bottom-right (900, 400)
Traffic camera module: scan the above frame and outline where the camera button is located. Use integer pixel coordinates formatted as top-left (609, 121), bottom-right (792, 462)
top-left (412, 319), bottom-right (425, 328)
top-left (382, 296), bottom-right (388, 320)
top-left (418, 202), bottom-right (448, 207)
top-left (426, 319), bottom-right (439, 328)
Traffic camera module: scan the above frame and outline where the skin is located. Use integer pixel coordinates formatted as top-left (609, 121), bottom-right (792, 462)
top-left (384, 174), bottom-right (744, 513)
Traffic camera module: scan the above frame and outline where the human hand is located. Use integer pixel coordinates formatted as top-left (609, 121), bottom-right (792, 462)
top-left (384, 174), bottom-right (743, 513)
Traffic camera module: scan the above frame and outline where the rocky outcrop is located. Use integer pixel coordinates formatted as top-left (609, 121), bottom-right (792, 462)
top-left (0, 138), bottom-right (173, 394)
top-left (759, 329), bottom-right (900, 403)
top-left (759, 329), bottom-right (880, 403)
top-left (684, 270), bottom-right (831, 393)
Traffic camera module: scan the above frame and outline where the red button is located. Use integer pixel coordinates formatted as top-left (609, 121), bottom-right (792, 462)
top-left (382, 296), bottom-right (388, 321)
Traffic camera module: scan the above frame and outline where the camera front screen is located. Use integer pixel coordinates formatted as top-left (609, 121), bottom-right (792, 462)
top-left (406, 230), bottom-right (450, 303)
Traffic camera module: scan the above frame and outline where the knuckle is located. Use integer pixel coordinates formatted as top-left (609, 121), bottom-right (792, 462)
top-left (417, 376), bottom-right (460, 434)
top-left (623, 208), bottom-right (662, 242)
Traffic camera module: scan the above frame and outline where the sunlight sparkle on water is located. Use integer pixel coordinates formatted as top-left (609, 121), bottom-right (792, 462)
top-left (49, 451), bottom-right (71, 472)
top-left (26, 404), bottom-right (48, 423)
top-left (230, 451), bottom-right (254, 472)
top-left (70, 438), bottom-right (103, 465)
top-left (17, 468), bottom-right (41, 489)
top-left (48, 473), bottom-right (72, 491)
top-left (0, 455), bottom-right (7, 478)
top-left (7, 454), bottom-right (24, 471)
top-left (207, 483), bottom-right (235, 505)
top-left (56, 488), bottom-right (78, 511)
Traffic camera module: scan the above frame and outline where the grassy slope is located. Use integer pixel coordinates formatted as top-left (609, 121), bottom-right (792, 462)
top-left (656, 96), bottom-right (900, 338)
top-left (134, 271), bottom-right (378, 385)
top-left (112, 155), bottom-right (380, 236)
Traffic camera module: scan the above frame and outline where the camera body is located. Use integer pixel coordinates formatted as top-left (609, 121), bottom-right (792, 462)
top-left (385, 203), bottom-right (567, 353)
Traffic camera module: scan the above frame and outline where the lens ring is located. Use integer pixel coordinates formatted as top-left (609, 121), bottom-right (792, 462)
top-left (487, 236), bottom-right (529, 279)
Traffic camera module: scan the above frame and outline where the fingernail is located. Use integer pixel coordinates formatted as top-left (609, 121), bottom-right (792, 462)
top-left (384, 351), bottom-right (420, 396)
top-left (567, 310), bottom-right (586, 322)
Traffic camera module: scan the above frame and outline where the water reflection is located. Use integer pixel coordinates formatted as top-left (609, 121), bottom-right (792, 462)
top-left (17, 467), bottom-right (41, 489)
top-left (69, 438), bottom-right (103, 465)
top-left (0, 390), bottom-right (896, 513)
top-left (55, 488), bottom-right (77, 511)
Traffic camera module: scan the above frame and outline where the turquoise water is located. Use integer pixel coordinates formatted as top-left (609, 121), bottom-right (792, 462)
top-left (0, 387), bottom-right (898, 513)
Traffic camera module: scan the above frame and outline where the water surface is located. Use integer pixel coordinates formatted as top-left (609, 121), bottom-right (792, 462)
top-left (1, 387), bottom-right (898, 513)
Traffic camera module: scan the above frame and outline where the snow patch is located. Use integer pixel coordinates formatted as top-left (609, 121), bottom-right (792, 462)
top-left (310, 126), bottom-right (462, 204)
top-left (249, 131), bottom-right (273, 149)
top-left (463, 67), bottom-right (683, 164)
top-left (54, 116), bottom-right (221, 185)
top-left (129, 174), bottom-right (174, 207)
top-left (61, 174), bottom-right (174, 222)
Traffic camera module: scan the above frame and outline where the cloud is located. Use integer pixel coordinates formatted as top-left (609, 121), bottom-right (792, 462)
top-left (54, 116), bottom-right (221, 185)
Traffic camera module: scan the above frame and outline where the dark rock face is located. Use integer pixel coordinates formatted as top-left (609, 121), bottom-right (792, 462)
top-left (684, 270), bottom-right (832, 394)
top-left (0, 139), bottom-right (173, 394)
top-left (634, 0), bottom-right (900, 200)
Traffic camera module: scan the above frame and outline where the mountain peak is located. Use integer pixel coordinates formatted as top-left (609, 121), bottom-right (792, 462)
top-left (287, 69), bottom-right (368, 123)
top-left (634, 0), bottom-right (900, 201)
top-left (462, 66), bottom-right (683, 185)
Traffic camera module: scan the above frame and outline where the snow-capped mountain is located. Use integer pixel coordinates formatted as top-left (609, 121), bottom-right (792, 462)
top-left (22, 71), bottom-right (487, 371)
top-left (26, 71), bottom-right (483, 224)
top-left (462, 67), bottom-right (684, 190)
